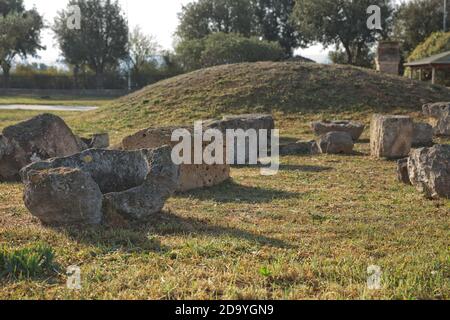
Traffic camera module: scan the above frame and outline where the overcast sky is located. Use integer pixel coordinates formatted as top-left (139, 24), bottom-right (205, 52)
top-left (23, 0), bottom-right (412, 66)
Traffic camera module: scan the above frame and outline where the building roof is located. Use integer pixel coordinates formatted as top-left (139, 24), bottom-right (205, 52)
top-left (404, 51), bottom-right (450, 67)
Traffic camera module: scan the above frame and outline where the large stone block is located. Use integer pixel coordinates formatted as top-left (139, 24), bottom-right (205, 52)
top-left (279, 141), bottom-right (317, 156)
top-left (317, 132), bottom-right (354, 154)
top-left (21, 146), bottom-right (179, 223)
top-left (23, 167), bottom-right (103, 226)
top-left (121, 126), bottom-right (230, 192)
top-left (422, 102), bottom-right (449, 119)
top-left (81, 133), bottom-right (110, 149)
top-left (408, 145), bottom-right (450, 199)
top-left (204, 114), bottom-right (275, 164)
top-left (0, 114), bottom-right (82, 181)
top-left (205, 114), bottom-right (275, 133)
top-left (370, 115), bottom-right (413, 159)
top-left (311, 120), bottom-right (365, 141)
top-left (412, 123), bottom-right (434, 147)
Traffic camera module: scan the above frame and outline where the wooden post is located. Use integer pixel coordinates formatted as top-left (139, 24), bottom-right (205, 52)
top-left (431, 66), bottom-right (436, 84)
top-left (419, 69), bottom-right (423, 81)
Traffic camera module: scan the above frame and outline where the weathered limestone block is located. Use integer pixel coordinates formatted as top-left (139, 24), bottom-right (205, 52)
top-left (102, 146), bottom-right (180, 220)
top-left (434, 117), bottom-right (450, 136)
top-left (412, 123), bottom-right (434, 147)
top-left (408, 145), bottom-right (450, 199)
top-left (422, 102), bottom-right (449, 118)
top-left (205, 114), bottom-right (275, 133)
top-left (121, 126), bottom-right (230, 192)
top-left (279, 141), bottom-right (316, 156)
top-left (21, 149), bottom-right (150, 194)
top-left (0, 114), bottom-right (82, 181)
top-left (370, 115), bottom-right (413, 159)
top-left (21, 146), bottom-right (179, 223)
top-left (317, 132), bottom-right (354, 154)
top-left (311, 120), bottom-right (365, 141)
top-left (23, 167), bottom-right (103, 226)
top-left (205, 114), bottom-right (275, 164)
top-left (80, 133), bottom-right (110, 149)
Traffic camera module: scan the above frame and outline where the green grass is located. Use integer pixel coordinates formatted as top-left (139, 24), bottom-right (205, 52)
top-left (0, 243), bottom-right (57, 280)
top-left (0, 61), bottom-right (449, 299)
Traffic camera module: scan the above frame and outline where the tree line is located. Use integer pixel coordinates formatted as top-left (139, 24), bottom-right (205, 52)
top-left (0, 0), bottom-right (448, 89)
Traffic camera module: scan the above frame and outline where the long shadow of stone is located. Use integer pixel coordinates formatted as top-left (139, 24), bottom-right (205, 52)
top-left (145, 211), bottom-right (293, 249)
top-left (179, 180), bottom-right (301, 204)
top-left (62, 225), bottom-right (169, 254)
top-left (62, 209), bottom-right (292, 252)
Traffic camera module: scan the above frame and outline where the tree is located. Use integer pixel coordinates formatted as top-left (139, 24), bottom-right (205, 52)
top-left (177, 0), bottom-right (255, 40)
top-left (175, 32), bottom-right (284, 71)
top-left (129, 26), bottom-right (161, 88)
top-left (328, 46), bottom-right (375, 68)
top-left (253, 0), bottom-right (301, 56)
top-left (292, 0), bottom-right (394, 66)
top-left (393, 0), bottom-right (450, 55)
top-left (176, 0), bottom-right (302, 58)
top-left (0, 0), bottom-right (44, 87)
top-left (174, 38), bottom-right (206, 71)
top-left (54, 0), bottom-right (128, 89)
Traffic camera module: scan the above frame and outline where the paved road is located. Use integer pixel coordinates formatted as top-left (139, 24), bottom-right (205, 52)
top-left (0, 104), bottom-right (98, 112)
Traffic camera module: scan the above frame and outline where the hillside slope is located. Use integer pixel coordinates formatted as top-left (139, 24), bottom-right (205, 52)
top-left (71, 61), bottom-right (450, 138)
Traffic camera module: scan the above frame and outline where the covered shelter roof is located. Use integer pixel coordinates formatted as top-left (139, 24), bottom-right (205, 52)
top-left (404, 51), bottom-right (450, 67)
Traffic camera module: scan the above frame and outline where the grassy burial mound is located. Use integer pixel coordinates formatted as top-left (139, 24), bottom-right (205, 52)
top-left (70, 61), bottom-right (450, 141)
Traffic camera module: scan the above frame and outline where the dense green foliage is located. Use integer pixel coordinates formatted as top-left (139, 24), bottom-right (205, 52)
top-left (0, 0), bottom-right (44, 86)
top-left (175, 33), bottom-right (284, 71)
top-left (53, 0), bottom-right (129, 89)
top-left (0, 243), bottom-right (56, 280)
top-left (292, 0), bottom-right (393, 66)
top-left (407, 32), bottom-right (450, 62)
top-left (406, 32), bottom-right (450, 86)
top-left (394, 0), bottom-right (449, 55)
top-left (176, 0), bottom-right (301, 57)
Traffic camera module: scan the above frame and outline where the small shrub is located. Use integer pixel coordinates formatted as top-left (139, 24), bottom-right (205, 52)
top-left (259, 266), bottom-right (272, 278)
top-left (0, 243), bottom-right (57, 280)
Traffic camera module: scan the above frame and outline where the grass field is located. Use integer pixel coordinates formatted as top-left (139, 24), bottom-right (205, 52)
top-left (0, 62), bottom-right (449, 300)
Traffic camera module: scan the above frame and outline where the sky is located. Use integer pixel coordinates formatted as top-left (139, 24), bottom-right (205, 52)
top-left (22, 0), bottom-right (412, 66)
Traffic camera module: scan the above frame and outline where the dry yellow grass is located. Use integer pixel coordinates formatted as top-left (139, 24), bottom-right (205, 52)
top-left (1, 112), bottom-right (449, 300)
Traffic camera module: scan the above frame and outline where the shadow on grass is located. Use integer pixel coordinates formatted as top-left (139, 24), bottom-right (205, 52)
top-left (279, 136), bottom-right (300, 145)
top-left (180, 180), bottom-right (301, 204)
top-left (63, 209), bottom-right (292, 252)
top-left (148, 211), bottom-right (292, 249)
